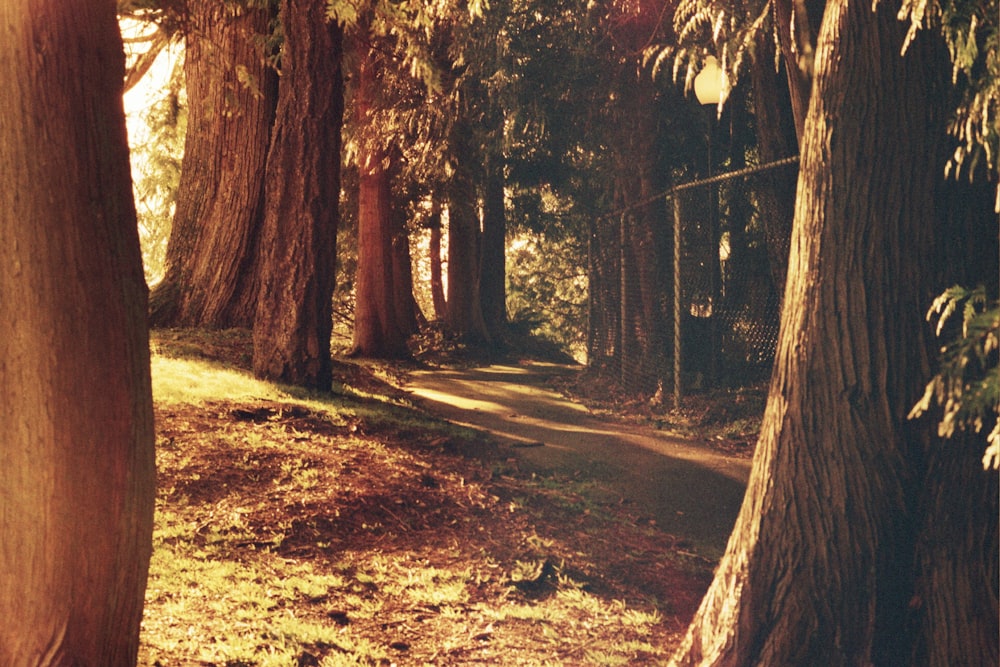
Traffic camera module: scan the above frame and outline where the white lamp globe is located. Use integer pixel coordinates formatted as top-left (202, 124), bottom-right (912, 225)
top-left (694, 56), bottom-right (724, 106)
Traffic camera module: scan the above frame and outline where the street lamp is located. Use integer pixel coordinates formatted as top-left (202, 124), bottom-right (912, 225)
top-left (674, 55), bottom-right (728, 405)
top-left (693, 55), bottom-right (724, 106)
top-left (694, 55), bottom-right (725, 387)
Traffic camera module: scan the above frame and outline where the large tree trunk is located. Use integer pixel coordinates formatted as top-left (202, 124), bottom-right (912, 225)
top-left (0, 1), bottom-right (155, 663)
top-left (252, 0), bottom-right (343, 389)
top-left (351, 47), bottom-right (413, 358)
top-left (670, 0), bottom-right (998, 664)
top-left (149, 0), bottom-right (276, 328)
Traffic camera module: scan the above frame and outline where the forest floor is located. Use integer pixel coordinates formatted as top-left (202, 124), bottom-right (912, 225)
top-left (141, 329), bottom-right (763, 667)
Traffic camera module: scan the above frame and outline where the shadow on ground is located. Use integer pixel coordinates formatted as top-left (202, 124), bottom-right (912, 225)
top-left (405, 362), bottom-right (751, 559)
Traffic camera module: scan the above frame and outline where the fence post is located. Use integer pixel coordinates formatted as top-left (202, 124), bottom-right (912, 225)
top-left (672, 195), bottom-right (682, 409)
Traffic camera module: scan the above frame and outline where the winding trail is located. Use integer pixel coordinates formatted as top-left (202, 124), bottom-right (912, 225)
top-left (404, 362), bottom-right (751, 559)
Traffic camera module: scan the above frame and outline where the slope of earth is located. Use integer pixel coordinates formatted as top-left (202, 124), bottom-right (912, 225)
top-left (141, 330), bottom-right (717, 666)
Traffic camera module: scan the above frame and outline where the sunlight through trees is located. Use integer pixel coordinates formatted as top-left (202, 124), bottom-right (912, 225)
top-left (37, 0), bottom-right (989, 662)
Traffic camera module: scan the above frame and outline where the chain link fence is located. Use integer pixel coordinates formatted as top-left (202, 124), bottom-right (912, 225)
top-left (588, 157), bottom-right (799, 403)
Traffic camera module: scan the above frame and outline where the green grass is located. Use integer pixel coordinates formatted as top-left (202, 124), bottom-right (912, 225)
top-left (151, 353), bottom-right (482, 443)
top-left (152, 356), bottom-right (283, 405)
top-left (142, 339), bottom-right (697, 665)
top-left (144, 506), bottom-right (395, 666)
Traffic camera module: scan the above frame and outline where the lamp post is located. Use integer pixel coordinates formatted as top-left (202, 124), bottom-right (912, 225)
top-left (674, 56), bottom-right (725, 404)
top-left (695, 56), bottom-right (724, 388)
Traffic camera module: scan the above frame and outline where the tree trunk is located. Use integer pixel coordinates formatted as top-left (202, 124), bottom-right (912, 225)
top-left (391, 205), bottom-right (421, 333)
top-left (772, 0), bottom-right (825, 142)
top-left (352, 148), bottom-right (413, 355)
top-left (670, 0), bottom-right (998, 664)
top-left (351, 47), bottom-right (414, 358)
top-left (480, 157), bottom-right (508, 333)
top-left (149, 0), bottom-right (276, 328)
top-left (749, 25), bottom-right (799, 294)
top-left (608, 73), bottom-right (672, 391)
top-left (428, 206), bottom-right (447, 321)
top-left (446, 124), bottom-right (492, 345)
top-left (0, 2), bottom-right (155, 663)
top-left (911, 175), bottom-right (999, 666)
top-left (252, 0), bottom-right (343, 389)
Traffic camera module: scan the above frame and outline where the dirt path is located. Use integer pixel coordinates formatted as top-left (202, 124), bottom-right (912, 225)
top-left (405, 362), bottom-right (750, 559)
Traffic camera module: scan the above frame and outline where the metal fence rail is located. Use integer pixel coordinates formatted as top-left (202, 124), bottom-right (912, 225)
top-left (592, 156), bottom-right (799, 405)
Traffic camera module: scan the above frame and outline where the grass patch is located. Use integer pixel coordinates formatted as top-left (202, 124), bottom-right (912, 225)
top-left (140, 329), bottom-right (713, 665)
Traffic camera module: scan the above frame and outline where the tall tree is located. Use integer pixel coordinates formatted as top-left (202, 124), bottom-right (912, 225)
top-left (480, 150), bottom-right (508, 334)
top-left (149, 0), bottom-right (277, 327)
top-left (670, 0), bottom-right (998, 663)
top-left (339, 0), bottom-right (471, 356)
top-left (453, 6), bottom-right (510, 339)
top-left (350, 44), bottom-right (417, 357)
top-left (253, 0), bottom-right (344, 389)
top-left (747, 26), bottom-right (799, 292)
top-left (599, 0), bottom-right (681, 389)
top-left (445, 117), bottom-right (493, 344)
top-left (0, 0), bottom-right (155, 663)
top-left (615, 73), bottom-right (672, 389)
top-left (427, 205), bottom-right (448, 320)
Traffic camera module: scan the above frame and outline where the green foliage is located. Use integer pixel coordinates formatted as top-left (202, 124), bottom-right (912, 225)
top-left (899, 0), bottom-right (1000, 191)
top-left (909, 285), bottom-right (1000, 469)
top-left (656, 0), bottom-right (769, 104)
top-left (665, 0), bottom-right (999, 194)
top-left (125, 46), bottom-right (185, 285)
top-left (336, 0), bottom-right (475, 186)
top-left (506, 229), bottom-right (589, 362)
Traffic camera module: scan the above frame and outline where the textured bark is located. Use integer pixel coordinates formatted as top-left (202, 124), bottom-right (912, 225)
top-left (911, 176), bottom-right (999, 666)
top-left (351, 49), bottom-right (414, 358)
top-left (670, 0), bottom-right (998, 664)
top-left (0, 1), bottom-right (155, 663)
top-left (149, 1), bottom-right (276, 327)
top-left (252, 0), bottom-right (343, 389)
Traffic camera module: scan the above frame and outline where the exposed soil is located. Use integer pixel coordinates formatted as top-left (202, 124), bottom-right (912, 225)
top-left (142, 329), bottom-right (756, 665)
